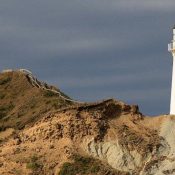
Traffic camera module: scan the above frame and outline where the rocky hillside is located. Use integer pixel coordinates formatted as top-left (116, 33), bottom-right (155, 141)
top-left (0, 70), bottom-right (175, 175)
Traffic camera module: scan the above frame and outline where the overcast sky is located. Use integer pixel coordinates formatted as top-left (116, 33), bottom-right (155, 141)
top-left (0, 0), bottom-right (175, 116)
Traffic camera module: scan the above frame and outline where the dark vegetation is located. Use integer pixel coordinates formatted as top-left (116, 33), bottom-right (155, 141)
top-left (43, 91), bottom-right (58, 97)
top-left (0, 94), bottom-right (5, 99)
top-left (26, 155), bottom-right (43, 174)
top-left (0, 77), bottom-right (12, 85)
top-left (59, 154), bottom-right (123, 175)
top-left (0, 103), bottom-right (14, 119)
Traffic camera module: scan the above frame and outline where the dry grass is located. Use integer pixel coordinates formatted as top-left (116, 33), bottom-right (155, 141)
top-left (0, 71), bottom-right (72, 130)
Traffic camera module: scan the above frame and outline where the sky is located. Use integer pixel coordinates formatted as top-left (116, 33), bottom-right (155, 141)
top-left (0, 0), bottom-right (175, 116)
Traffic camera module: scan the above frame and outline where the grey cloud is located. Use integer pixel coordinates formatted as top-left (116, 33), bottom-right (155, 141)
top-left (47, 70), bottom-right (168, 89)
top-left (0, 0), bottom-right (174, 116)
top-left (79, 0), bottom-right (175, 12)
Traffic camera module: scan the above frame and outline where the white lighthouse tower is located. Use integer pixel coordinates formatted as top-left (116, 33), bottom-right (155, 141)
top-left (168, 25), bottom-right (175, 114)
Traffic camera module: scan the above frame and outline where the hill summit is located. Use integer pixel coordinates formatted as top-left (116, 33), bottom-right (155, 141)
top-left (0, 69), bottom-right (74, 130)
top-left (0, 69), bottom-right (175, 175)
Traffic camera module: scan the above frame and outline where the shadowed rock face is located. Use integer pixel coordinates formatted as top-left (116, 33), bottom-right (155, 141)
top-left (0, 71), bottom-right (174, 175)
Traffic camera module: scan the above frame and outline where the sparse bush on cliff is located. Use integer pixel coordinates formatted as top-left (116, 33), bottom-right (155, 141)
top-left (43, 91), bottom-right (57, 97)
top-left (59, 155), bottom-right (106, 175)
top-left (0, 94), bottom-right (5, 99)
top-left (26, 155), bottom-right (42, 171)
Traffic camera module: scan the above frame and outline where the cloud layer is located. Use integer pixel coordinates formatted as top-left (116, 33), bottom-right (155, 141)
top-left (0, 0), bottom-right (174, 115)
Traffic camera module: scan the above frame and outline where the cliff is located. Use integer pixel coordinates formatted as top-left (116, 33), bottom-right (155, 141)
top-left (0, 70), bottom-right (174, 175)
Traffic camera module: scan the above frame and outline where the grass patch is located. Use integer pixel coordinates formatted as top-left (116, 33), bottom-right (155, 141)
top-left (0, 104), bottom-right (14, 112)
top-left (51, 100), bottom-right (59, 109)
top-left (0, 77), bottom-right (12, 85)
top-left (58, 155), bottom-right (101, 175)
top-left (30, 99), bottom-right (37, 109)
top-left (0, 139), bottom-right (3, 144)
top-left (0, 112), bottom-right (6, 119)
top-left (0, 94), bottom-right (5, 99)
top-left (12, 169), bottom-right (22, 175)
top-left (59, 154), bottom-right (124, 175)
top-left (45, 100), bottom-right (51, 104)
top-left (26, 155), bottom-right (42, 171)
top-left (0, 125), bottom-right (6, 132)
top-left (43, 91), bottom-right (58, 97)
top-left (0, 104), bottom-right (15, 119)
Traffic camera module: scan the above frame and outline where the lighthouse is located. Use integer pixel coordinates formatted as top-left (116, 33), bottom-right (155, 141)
top-left (168, 25), bottom-right (175, 114)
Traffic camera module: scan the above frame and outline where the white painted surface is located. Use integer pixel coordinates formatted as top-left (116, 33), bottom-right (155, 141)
top-left (170, 56), bottom-right (175, 114)
top-left (19, 69), bottom-right (32, 75)
top-left (173, 29), bottom-right (175, 40)
top-left (2, 69), bottom-right (13, 73)
top-left (169, 28), bottom-right (175, 114)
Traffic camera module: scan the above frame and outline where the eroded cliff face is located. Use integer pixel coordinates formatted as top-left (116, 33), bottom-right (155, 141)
top-left (0, 98), bottom-right (173, 175)
top-left (0, 71), bottom-right (174, 175)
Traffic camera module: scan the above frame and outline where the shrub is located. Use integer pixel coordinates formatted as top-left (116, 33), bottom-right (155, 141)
top-left (0, 126), bottom-right (6, 132)
top-left (0, 139), bottom-right (3, 143)
top-left (0, 104), bottom-right (15, 119)
top-left (0, 77), bottom-right (12, 85)
top-left (59, 162), bottom-right (73, 175)
top-left (0, 111), bottom-right (6, 119)
top-left (12, 169), bottom-right (22, 175)
top-left (58, 155), bottom-right (101, 175)
top-left (0, 104), bottom-right (14, 112)
top-left (43, 91), bottom-right (57, 97)
top-left (0, 94), bottom-right (5, 99)
top-left (26, 155), bottom-right (42, 171)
